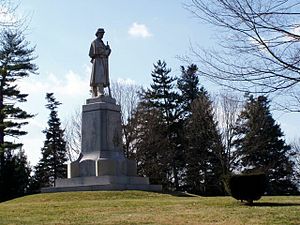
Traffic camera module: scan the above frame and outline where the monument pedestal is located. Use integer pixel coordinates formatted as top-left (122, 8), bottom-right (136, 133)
top-left (42, 96), bottom-right (161, 193)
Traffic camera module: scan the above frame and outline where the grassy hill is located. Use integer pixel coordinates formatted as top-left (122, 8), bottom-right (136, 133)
top-left (0, 191), bottom-right (299, 225)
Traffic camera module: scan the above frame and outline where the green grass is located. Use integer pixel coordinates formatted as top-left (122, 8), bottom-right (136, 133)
top-left (0, 191), bottom-right (299, 225)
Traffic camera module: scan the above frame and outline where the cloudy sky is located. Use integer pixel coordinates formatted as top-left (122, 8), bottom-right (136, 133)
top-left (6, 0), bottom-right (299, 166)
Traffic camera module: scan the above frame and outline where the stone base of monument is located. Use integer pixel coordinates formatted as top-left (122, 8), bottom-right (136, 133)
top-left (41, 176), bottom-right (161, 192)
top-left (42, 96), bottom-right (162, 193)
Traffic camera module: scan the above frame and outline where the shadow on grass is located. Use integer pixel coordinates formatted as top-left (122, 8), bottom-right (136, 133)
top-left (247, 202), bottom-right (300, 207)
top-left (163, 191), bottom-right (197, 197)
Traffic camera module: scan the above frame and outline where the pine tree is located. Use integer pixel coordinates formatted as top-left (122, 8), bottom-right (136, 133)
top-left (177, 65), bottom-right (225, 195)
top-left (0, 148), bottom-right (31, 201)
top-left (234, 95), bottom-right (298, 195)
top-left (33, 93), bottom-right (67, 188)
top-left (184, 88), bottom-right (225, 195)
top-left (177, 64), bottom-right (199, 114)
top-left (142, 60), bottom-right (180, 123)
top-left (130, 104), bottom-right (170, 188)
top-left (0, 30), bottom-right (37, 151)
top-left (0, 29), bottom-right (37, 201)
top-left (138, 60), bottom-right (183, 190)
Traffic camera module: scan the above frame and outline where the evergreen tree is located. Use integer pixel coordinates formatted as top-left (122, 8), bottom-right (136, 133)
top-left (130, 104), bottom-right (170, 188)
top-left (184, 88), bottom-right (225, 195)
top-left (0, 30), bottom-right (37, 151)
top-left (33, 93), bottom-right (67, 188)
top-left (177, 64), bottom-right (199, 114)
top-left (177, 65), bottom-right (225, 195)
top-left (141, 60), bottom-right (180, 123)
top-left (0, 148), bottom-right (31, 201)
top-left (138, 60), bottom-right (183, 190)
top-left (234, 95), bottom-right (298, 195)
top-left (0, 29), bottom-right (37, 201)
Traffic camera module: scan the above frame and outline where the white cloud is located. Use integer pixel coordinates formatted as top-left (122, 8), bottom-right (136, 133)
top-left (15, 66), bottom-right (140, 166)
top-left (15, 69), bottom-right (91, 166)
top-left (61, 71), bottom-right (88, 96)
top-left (128, 22), bottom-right (152, 38)
top-left (115, 77), bottom-right (137, 85)
top-left (18, 69), bottom-right (90, 97)
top-left (21, 136), bottom-right (44, 166)
top-left (288, 25), bottom-right (300, 41)
top-left (293, 26), bottom-right (300, 35)
top-left (28, 118), bottom-right (45, 130)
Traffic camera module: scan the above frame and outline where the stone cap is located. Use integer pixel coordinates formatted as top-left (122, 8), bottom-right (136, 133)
top-left (86, 96), bottom-right (116, 104)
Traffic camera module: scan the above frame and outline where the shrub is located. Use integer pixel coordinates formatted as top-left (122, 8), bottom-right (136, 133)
top-left (229, 173), bottom-right (266, 204)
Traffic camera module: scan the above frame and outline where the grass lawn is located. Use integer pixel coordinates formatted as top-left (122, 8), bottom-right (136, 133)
top-left (0, 191), bottom-right (299, 225)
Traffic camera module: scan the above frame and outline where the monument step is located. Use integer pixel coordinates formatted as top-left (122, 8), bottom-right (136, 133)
top-left (41, 184), bottom-right (162, 193)
top-left (55, 175), bottom-right (150, 188)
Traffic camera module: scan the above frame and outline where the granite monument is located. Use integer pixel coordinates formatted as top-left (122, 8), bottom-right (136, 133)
top-left (42, 28), bottom-right (161, 192)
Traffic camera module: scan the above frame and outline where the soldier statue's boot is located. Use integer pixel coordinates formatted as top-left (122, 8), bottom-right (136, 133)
top-left (98, 84), bottom-right (104, 96)
top-left (92, 86), bottom-right (98, 97)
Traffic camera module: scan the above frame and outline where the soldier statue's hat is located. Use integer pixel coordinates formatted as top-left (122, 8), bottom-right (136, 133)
top-left (95, 28), bottom-right (105, 36)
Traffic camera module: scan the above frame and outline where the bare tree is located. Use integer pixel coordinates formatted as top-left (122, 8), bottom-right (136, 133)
top-left (291, 138), bottom-right (300, 185)
top-left (64, 80), bottom-right (141, 161)
top-left (214, 92), bottom-right (243, 174)
top-left (0, 0), bottom-right (18, 27)
top-left (110, 80), bottom-right (141, 157)
top-left (273, 89), bottom-right (300, 112)
top-left (110, 80), bottom-right (141, 123)
top-left (0, 0), bottom-right (31, 30)
top-left (64, 108), bottom-right (81, 161)
top-left (185, 0), bottom-right (300, 99)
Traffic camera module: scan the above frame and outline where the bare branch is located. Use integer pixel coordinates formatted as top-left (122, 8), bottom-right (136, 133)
top-left (214, 92), bottom-right (243, 172)
top-left (64, 108), bottom-right (81, 161)
top-left (185, 0), bottom-right (300, 107)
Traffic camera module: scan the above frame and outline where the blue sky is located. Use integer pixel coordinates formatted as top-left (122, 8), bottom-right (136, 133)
top-left (7, 0), bottom-right (299, 166)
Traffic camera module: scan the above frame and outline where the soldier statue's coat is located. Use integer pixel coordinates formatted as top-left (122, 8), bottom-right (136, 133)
top-left (89, 37), bottom-right (111, 88)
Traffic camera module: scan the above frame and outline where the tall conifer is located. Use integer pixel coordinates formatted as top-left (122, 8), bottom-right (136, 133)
top-left (138, 60), bottom-right (183, 190)
top-left (177, 64), bottom-right (199, 114)
top-left (130, 105), bottom-right (170, 187)
top-left (183, 88), bottom-right (224, 195)
top-left (178, 65), bottom-right (224, 195)
top-left (33, 93), bottom-right (67, 188)
top-left (234, 95), bottom-right (298, 195)
top-left (0, 29), bottom-right (37, 201)
top-left (0, 30), bottom-right (36, 150)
